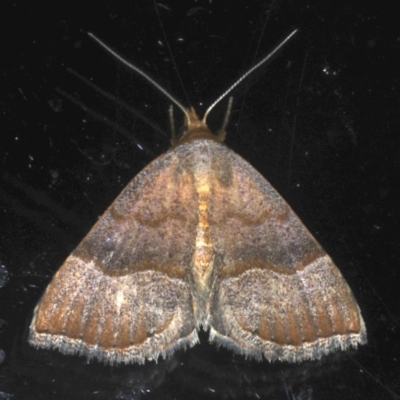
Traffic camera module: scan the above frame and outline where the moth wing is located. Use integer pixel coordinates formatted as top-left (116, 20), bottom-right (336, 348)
top-left (207, 146), bottom-right (367, 362)
top-left (29, 148), bottom-right (198, 364)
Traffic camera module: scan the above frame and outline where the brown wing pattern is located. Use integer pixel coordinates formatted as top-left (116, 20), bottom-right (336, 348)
top-left (207, 145), bottom-right (367, 362)
top-left (29, 149), bottom-right (199, 364)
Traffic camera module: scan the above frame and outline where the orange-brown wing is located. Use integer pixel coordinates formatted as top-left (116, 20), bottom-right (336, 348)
top-left (207, 144), bottom-right (367, 362)
top-left (29, 148), bottom-right (199, 365)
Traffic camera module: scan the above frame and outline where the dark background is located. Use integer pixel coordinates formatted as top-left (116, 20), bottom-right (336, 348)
top-left (1, 1), bottom-right (399, 399)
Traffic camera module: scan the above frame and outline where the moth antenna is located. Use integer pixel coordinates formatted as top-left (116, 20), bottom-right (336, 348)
top-left (202, 29), bottom-right (298, 124)
top-left (88, 33), bottom-right (190, 122)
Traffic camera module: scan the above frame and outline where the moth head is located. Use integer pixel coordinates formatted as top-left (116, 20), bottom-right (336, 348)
top-left (171, 106), bottom-right (228, 148)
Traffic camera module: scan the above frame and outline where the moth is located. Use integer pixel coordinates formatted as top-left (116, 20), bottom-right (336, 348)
top-left (29, 31), bottom-right (367, 365)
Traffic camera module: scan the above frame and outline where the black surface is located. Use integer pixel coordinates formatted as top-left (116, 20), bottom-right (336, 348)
top-left (1, 1), bottom-right (399, 399)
